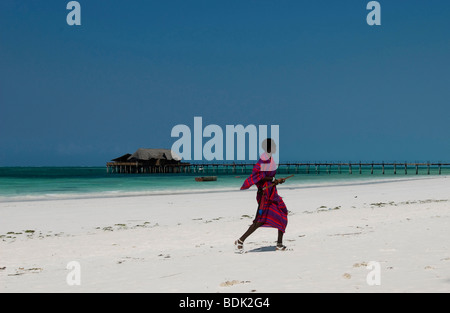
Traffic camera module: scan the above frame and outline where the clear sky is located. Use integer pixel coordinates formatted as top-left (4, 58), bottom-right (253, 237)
top-left (1, 0), bottom-right (449, 166)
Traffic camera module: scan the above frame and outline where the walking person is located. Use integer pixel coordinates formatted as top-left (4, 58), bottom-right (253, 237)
top-left (235, 139), bottom-right (288, 252)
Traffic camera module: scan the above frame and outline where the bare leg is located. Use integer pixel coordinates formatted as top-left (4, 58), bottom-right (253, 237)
top-left (277, 230), bottom-right (284, 247)
top-left (236, 197), bottom-right (265, 250)
top-left (239, 221), bottom-right (264, 244)
top-left (276, 230), bottom-right (289, 250)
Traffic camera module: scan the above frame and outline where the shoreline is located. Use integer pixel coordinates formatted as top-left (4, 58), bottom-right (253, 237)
top-left (0, 174), bottom-right (445, 203)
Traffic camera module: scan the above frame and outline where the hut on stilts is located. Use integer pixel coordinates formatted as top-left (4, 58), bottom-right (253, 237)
top-left (107, 148), bottom-right (189, 174)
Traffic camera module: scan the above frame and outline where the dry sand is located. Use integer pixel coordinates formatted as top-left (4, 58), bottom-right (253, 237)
top-left (1, 176), bottom-right (449, 292)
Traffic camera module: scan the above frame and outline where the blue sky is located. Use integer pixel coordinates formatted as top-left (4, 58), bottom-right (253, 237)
top-left (1, 0), bottom-right (449, 166)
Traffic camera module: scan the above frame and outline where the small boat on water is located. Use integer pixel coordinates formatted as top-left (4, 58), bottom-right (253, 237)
top-left (195, 176), bottom-right (217, 182)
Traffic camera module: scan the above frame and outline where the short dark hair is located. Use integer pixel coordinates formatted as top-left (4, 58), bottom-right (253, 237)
top-left (262, 138), bottom-right (276, 154)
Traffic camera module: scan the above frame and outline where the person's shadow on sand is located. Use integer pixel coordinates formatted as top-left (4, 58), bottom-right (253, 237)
top-left (247, 246), bottom-right (277, 253)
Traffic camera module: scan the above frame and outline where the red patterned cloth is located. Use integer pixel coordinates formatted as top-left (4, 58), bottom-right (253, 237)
top-left (240, 158), bottom-right (288, 232)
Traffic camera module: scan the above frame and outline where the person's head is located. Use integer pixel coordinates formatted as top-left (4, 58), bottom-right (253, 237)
top-left (261, 138), bottom-right (276, 154)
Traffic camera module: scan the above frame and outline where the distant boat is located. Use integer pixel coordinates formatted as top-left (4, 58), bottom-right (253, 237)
top-left (195, 176), bottom-right (217, 182)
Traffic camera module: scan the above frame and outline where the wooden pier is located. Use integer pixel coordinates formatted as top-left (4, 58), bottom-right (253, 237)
top-left (106, 162), bottom-right (191, 174)
top-left (106, 161), bottom-right (450, 175)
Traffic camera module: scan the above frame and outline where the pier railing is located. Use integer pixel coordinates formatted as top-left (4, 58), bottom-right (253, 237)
top-left (106, 161), bottom-right (450, 175)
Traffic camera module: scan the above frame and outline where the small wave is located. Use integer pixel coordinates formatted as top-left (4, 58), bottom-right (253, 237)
top-left (0, 186), bottom-right (239, 203)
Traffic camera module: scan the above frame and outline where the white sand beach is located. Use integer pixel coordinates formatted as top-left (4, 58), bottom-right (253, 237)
top-left (1, 176), bottom-right (449, 293)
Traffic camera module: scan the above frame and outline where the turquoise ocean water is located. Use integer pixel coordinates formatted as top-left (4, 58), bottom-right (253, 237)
top-left (0, 166), bottom-right (448, 202)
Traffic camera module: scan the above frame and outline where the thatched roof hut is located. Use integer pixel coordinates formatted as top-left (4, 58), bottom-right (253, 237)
top-left (108, 148), bottom-right (185, 174)
top-left (111, 153), bottom-right (132, 162)
top-left (128, 148), bottom-right (181, 162)
top-left (110, 148), bottom-right (182, 165)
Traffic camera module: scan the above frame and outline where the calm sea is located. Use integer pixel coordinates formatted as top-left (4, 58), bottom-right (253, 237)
top-left (0, 166), bottom-right (448, 202)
